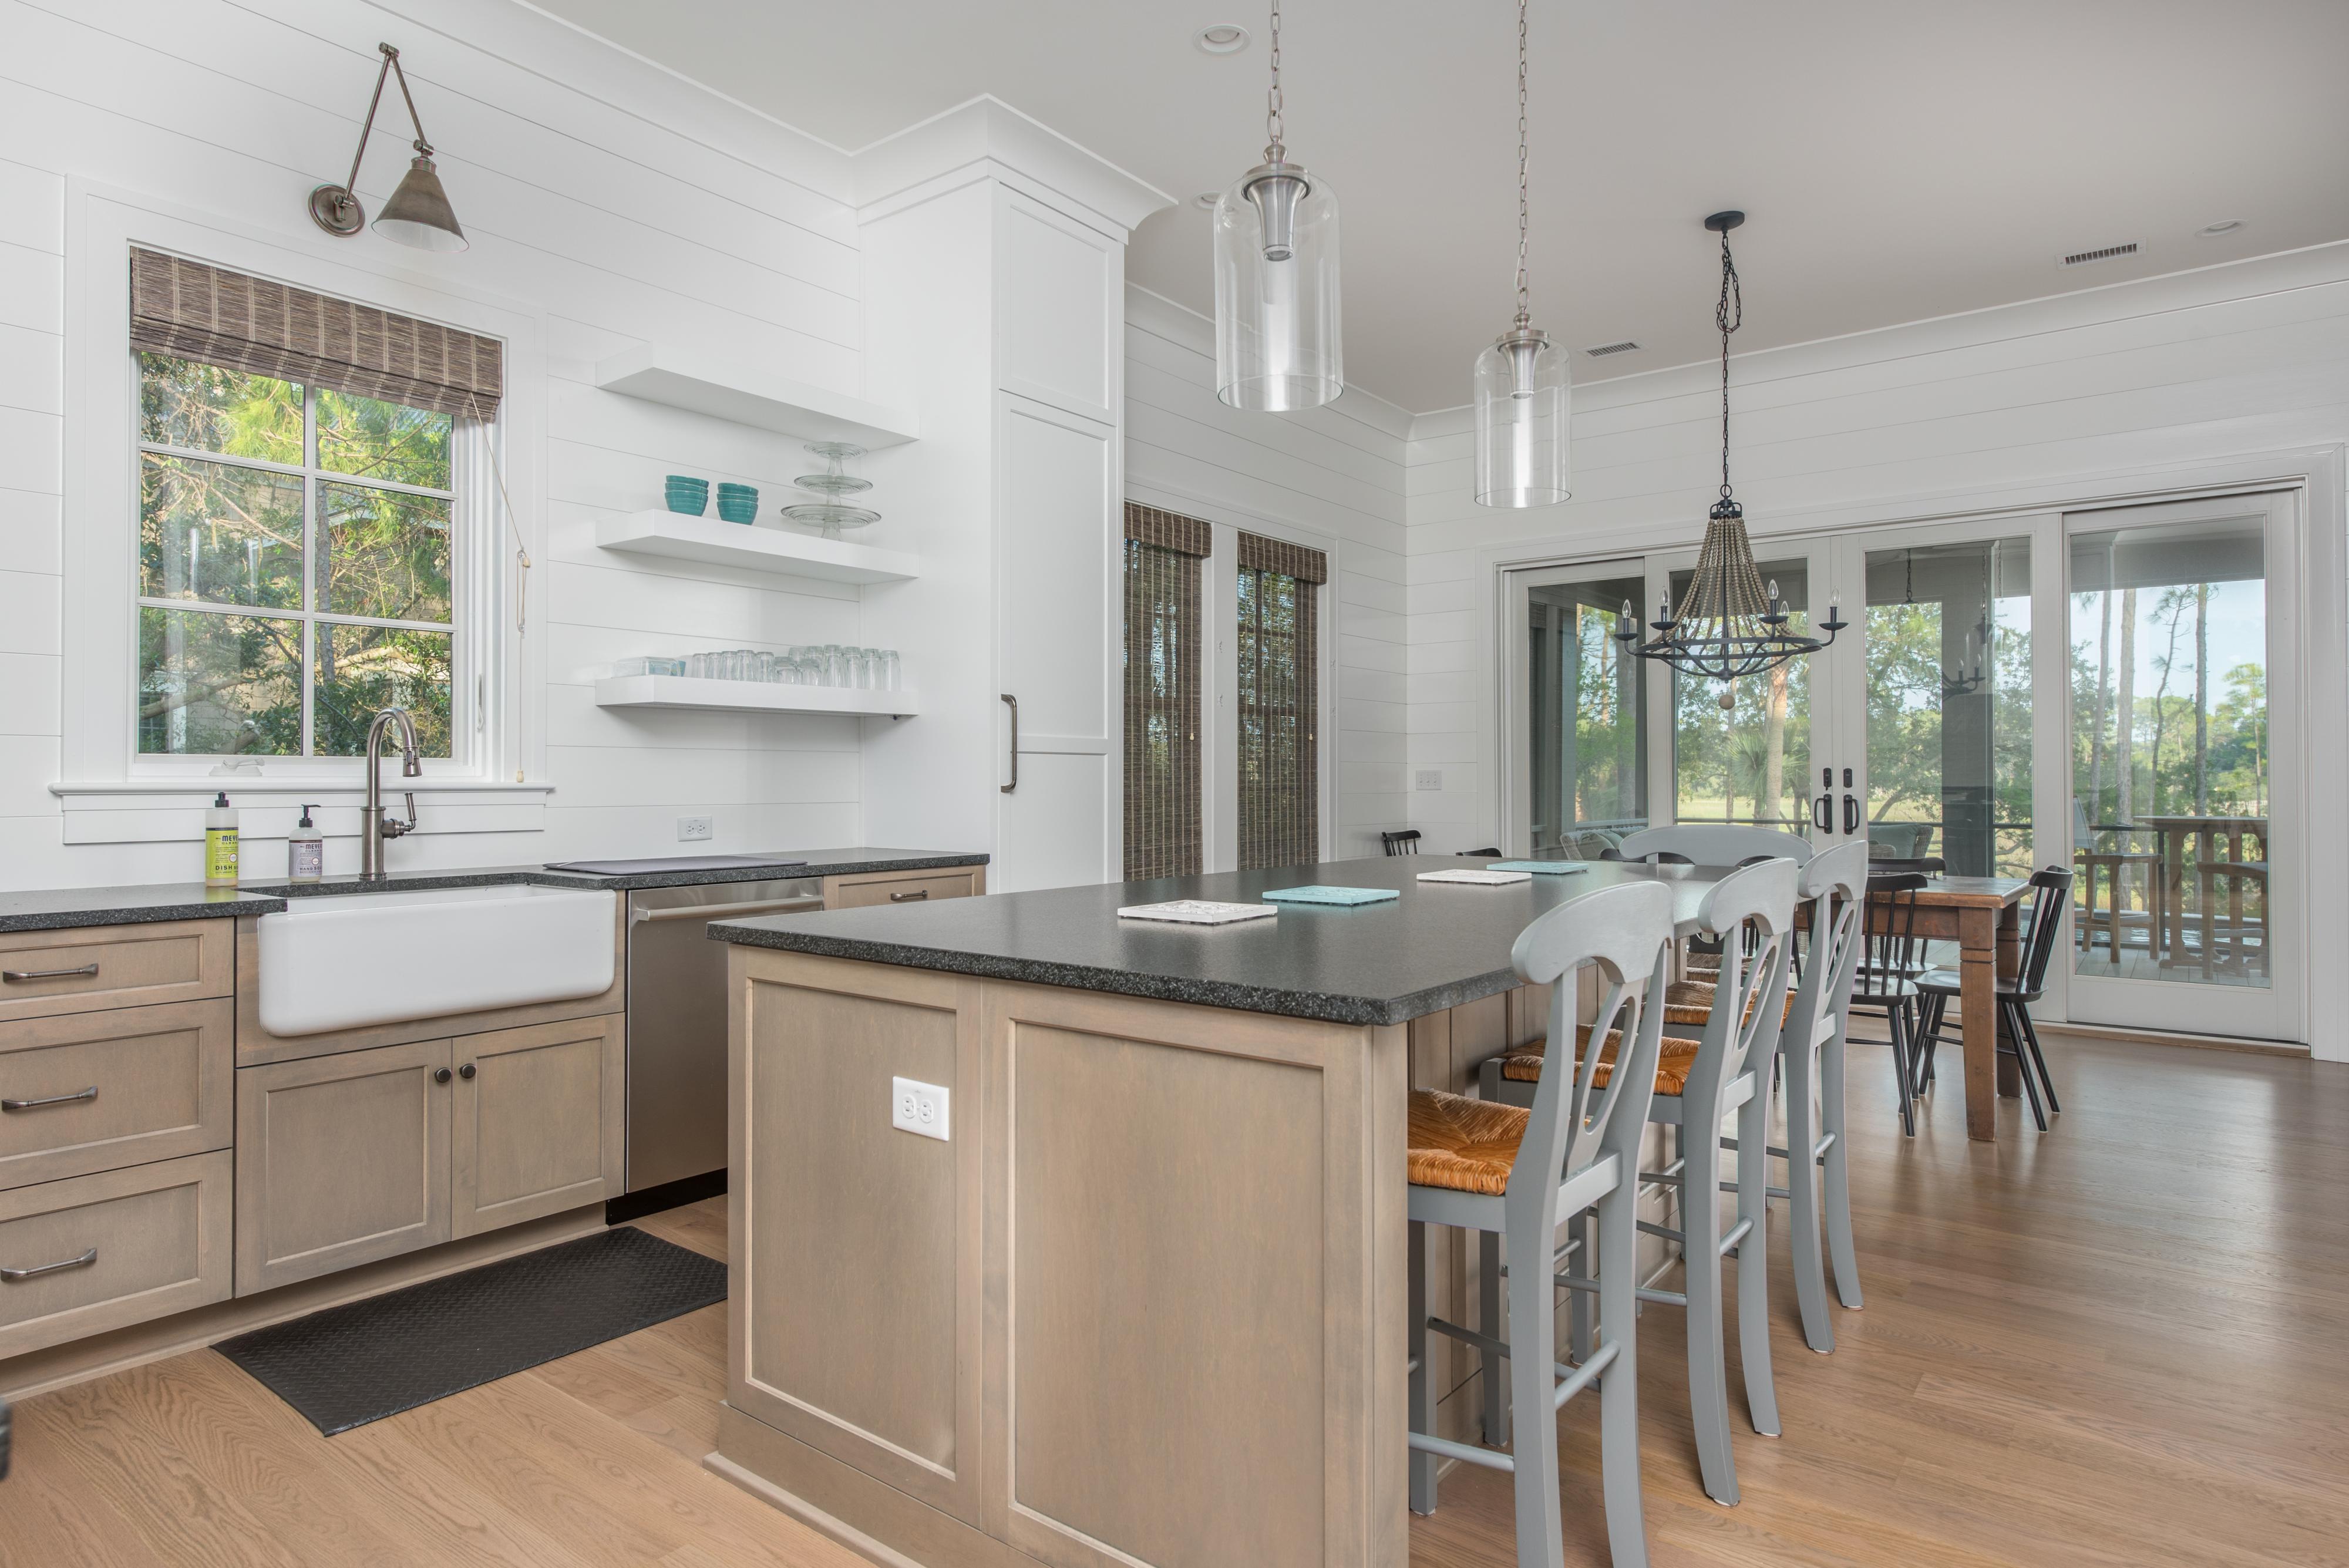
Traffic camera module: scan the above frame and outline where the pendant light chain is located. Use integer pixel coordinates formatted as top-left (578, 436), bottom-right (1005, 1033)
top-left (1716, 226), bottom-right (1741, 502)
top-left (1514, 0), bottom-right (1530, 329)
top-left (1265, 0), bottom-right (1285, 159)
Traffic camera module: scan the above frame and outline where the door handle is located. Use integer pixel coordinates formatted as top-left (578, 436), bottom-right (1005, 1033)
top-left (433, 1068), bottom-right (452, 1085)
top-left (1842, 794), bottom-right (1860, 836)
top-left (635, 896), bottom-right (824, 924)
top-left (1, 1247), bottom-right (97, 1283)
top-left (1000, 694), bottom-right (1018, 794)
top-left (1, 964), bottom-right (99, 983)
top-left (1812, 795), bottom-right (1831, 832)
top-left (889, 889), bottom-right (930, 902)
top-left (1, 1086), bottom-right (98, 1112)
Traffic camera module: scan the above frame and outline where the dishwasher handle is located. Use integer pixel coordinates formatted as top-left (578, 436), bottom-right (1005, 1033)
top-left (635, 895), bottom-right (826, 924)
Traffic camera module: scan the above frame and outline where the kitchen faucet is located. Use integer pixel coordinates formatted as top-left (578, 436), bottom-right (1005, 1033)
top-left (361, 706), bottom-right (422, 880)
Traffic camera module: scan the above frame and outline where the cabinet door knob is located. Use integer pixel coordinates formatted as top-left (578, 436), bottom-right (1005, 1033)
top-left (458, 1063), bottom-right (476, 1079)
top-left (433, 1068), bottom-right (452, 1084)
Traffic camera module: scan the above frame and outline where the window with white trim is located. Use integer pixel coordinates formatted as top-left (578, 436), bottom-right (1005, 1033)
top-left (134, 352), bottom-right (472, 760)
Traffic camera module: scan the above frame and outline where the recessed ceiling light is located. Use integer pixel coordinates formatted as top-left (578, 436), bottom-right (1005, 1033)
top-left (2197, 219), bottom-right (2246, 237)
top-left (1195, 23), bottom-right (1250, 54)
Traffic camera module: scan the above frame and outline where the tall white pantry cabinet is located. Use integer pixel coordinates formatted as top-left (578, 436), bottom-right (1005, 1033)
top-left (856, 107), bottom-right (1170, 891)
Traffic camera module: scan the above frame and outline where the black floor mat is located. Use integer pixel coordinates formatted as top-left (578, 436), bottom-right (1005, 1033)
top-left (216, 1227), bottom-right (726, 1435)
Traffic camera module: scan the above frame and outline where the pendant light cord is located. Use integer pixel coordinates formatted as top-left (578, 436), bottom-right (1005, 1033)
top-left (1717, 227), bottom-right (1742, 502)
top-left (1514, 0), bottom-right (1530, 329)
top-left (1265, 0), bottom-right (1285, 159)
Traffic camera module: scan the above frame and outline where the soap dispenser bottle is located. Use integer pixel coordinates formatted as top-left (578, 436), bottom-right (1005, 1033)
top-left (288, 803), bottom-right (324, 883)
top-left (204, 792), bottom-right (240, 886)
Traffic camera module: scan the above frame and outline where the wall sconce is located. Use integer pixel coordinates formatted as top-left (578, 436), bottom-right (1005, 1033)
top-left (308, 43), bottom-right (467, 253)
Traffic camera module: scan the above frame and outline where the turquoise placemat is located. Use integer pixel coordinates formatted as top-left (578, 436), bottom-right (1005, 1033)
top-left (1485, 860), bottom-right (1590, 875)
top-left (1262, 884), bottom-right (1401, 906)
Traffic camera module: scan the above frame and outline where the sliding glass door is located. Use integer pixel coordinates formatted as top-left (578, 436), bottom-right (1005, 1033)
top-left (1504, 560), bottom-right (1651, 859)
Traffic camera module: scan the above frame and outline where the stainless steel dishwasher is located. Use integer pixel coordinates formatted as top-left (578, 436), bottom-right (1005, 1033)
top-left (625, 877), bottom-right (823, 1193)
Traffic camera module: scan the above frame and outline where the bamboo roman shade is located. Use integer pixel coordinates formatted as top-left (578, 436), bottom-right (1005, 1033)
top-left (1237, 530), bottom-right (1325, 872)
top-left (130, 248), bottom-right (503, 419)
top-left (1123, 504), bottom-right (1210, 880)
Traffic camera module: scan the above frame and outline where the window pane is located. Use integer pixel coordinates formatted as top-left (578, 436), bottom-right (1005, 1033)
top-left (317, 389), bottom-right (453, 490)
top-left (2069, 515), bottom-right (2268, 988)
top-left (1526, 573), bottom-right (1647, 859)
top-left (313, 623), bottom-right (453, 758)
top-left (1671, 558), bottom-right (1811, 830)
top-left (137, 353), bottom-right (302, 465)
top-left (1236, 564), bottom-right (1318, 870)
top-left (137, 606), bottom-right (302, 755)
top-left (318, 481), bottom-right (453, 623)
top-left (1860, 538), bottom-right (2032, 879)
top-left (139, 453), bottom-right (305, 610)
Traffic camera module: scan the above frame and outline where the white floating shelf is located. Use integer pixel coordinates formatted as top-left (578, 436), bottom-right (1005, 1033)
top-left (593, 345), bottom-right (918, 449)
top-left (598, 510), bottom-right (918, 586)
top-left (594, 675), bottom-right (918, 719)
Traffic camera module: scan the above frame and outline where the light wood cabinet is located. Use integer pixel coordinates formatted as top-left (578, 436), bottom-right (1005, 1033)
top-left (0, 1150), bottom-right (233, 1360)
top-left (451, 1017), bottom-right (622, 1239)
top-left (0, 999), bottom-right (233, 1191)
top-left (235, 1038), bottom-right (452, 1296)
top-left (0, 920), bottom-right (233, 1026)
top-left (822, 865), bottom-right (986, 909)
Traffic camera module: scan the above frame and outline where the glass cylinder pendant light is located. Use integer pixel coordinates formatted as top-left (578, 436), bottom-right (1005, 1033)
top-left (1213, 0), bottom-right (1343, 411)
top-left (1474, 0), bottom-right (1568, 506)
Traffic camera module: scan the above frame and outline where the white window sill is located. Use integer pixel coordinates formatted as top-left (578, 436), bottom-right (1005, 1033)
top-left (49, 780), bottom-right (554, 846)
top-left (51, 779), bottom-right (555, 800)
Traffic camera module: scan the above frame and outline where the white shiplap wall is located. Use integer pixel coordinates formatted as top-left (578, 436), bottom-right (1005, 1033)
top-left (0, 0), bottom-right (890, 886)
top-left (1122, 285), bottom-right (1414, 861)
top-left (1403, 244), bottom-right (2349, 856)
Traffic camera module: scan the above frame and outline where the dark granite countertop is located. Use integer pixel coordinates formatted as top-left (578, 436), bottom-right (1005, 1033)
top-left (712, 856), bottom-right (1725, 1027)
top-left (238, 847), bottom-right (988, 899)
top-left (0, 884), bottom-right (287, 934)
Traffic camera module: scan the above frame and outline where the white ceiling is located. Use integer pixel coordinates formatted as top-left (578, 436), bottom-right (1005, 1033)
top-left (528, 0), bottom-right (2349, 414)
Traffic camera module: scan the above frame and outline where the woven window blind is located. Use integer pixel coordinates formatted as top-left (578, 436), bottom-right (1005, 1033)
top-left (1123, 504), bottom-right (1210, 880)
top-left (1237, 531), bottom-right (1325, 871)
top-left (130, 249), bottom-right (503, 419)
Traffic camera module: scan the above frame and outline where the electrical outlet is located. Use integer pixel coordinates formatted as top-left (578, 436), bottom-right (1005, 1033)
top-left (1415, 769), bottom-right (1443, 792)
top-left (677, 815), bottom-right (714, 842)
top-left (891, 1076), bottom-right (950, 1142)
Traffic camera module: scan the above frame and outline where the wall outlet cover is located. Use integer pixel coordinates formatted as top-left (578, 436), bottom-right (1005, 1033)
top-left (892, 1076), bottom-right (950, 1141)
top-left (677, 815), bottom-right (714, 842)
top-left (1415, 769), bottom-right (1442, 791)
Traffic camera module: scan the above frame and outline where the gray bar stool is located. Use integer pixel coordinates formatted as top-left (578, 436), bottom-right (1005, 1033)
top-left (1482, 857), bottom-right (1798, 1507)
top-left (1404, 878), bottom-right (1678, 1567)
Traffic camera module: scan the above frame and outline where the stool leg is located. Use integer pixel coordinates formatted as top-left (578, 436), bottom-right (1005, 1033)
top-left (1781, 1039), bottom-right (1835, 1353)
top-left (1682, 1095), bottom-right (1739, 1505)
top-left (1819, 1015), bottom-right (1864, 1311)
top-left (1506, 1210), bottom-right (1568, 1566)
top-left (1594, 1181), bottom-right (1651, 1568)
top-left (1408, 1220), bottom-right (1438, 1514)
top-left (1479, 1229), bottom-right (1509, 1449)
top-left (1735, 1086), bottom-right (1782, 1434)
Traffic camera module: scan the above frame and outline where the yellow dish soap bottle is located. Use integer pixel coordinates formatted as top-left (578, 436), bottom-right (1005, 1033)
top-left (204, 792), bottom-right (240, 886)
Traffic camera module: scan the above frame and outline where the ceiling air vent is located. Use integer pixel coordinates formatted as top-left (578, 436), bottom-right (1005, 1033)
top-left (1583, 339), bottom-right (1640, 358)
top-left (2058, 241), bottom-right (2139, 268)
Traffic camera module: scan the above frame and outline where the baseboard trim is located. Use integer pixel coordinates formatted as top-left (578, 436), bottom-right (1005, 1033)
top-left (704, 1452), bottom-right (929, 1568)
top-left (0, 1203), bottom-right (606, 1402)
top-left (2035, 1021), bottom-right (2310, 1058)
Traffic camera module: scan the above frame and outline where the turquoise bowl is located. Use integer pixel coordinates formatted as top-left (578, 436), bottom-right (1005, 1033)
top-left (664, 475), bottom-right (709, 515)
top-left (715, 483), bottom-right (758, 524)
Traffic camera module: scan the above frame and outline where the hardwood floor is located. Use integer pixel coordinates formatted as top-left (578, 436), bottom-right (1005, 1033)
top-left (2, 1031), bottom-right (2344, 1567)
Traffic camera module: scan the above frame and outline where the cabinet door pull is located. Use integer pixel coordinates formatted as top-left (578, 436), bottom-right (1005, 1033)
top-left (1, 1247), bottom-right (97, 1282)
top-left (433, 1068), bottom-right (453, 1085)
top-left (1, 1086), bottom-right (98, 1112)
top-left (458, 1063), bottom-right (476, 1079)
top-left (889, 889), bottom-right (930, 902)
top-left (1000, 694), bottom-right (1018, 794)
top-left (1, 964), bottom-right (100, 984)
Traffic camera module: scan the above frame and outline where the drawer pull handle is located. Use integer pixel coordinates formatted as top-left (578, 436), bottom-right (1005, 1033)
top-left (889, 889), bottom-right (930, 902)
top-left (1, 964), bottom-right (100, 983)
top-left (1, 1247), bottom-right (97, 1283)
top-left (1, 1086), bottom-right (98, 1112)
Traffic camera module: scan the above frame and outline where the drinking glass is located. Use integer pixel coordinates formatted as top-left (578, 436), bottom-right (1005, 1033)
top-left (881, 650), bottom-right (902, 691)
top-left (686, 651), bottom-right (711, 678)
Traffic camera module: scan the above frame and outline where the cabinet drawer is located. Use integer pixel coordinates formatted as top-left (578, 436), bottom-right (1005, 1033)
top-left (0, 1150), bottom-right (233, 1360)
top-left (826, 869), bottom-right (984, 910)
top-left (0, 1000), bottom-right (234, 1190)
top-left (0, 921), bottom-right (234, 1025)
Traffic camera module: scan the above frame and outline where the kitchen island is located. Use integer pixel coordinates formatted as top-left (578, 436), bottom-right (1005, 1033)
top-left (706, 856), bottom-right (1732, 1568)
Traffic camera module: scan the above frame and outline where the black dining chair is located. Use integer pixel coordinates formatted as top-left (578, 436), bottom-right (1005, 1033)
top-left (1381, 830), bottom-right (1421, 856)
top-left (1911, 866), bottom-right (2074, 1132)
top-left (1847, 870), bottom-right (1930, 1136)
